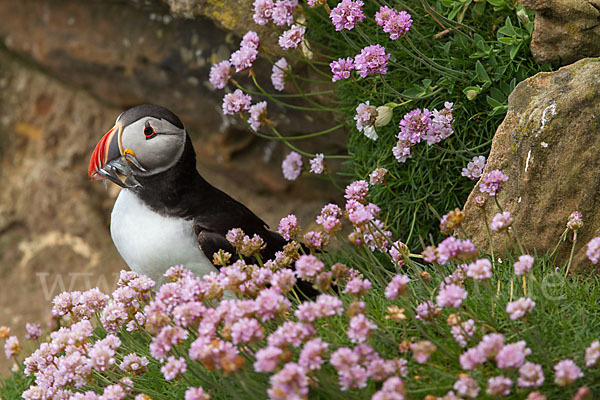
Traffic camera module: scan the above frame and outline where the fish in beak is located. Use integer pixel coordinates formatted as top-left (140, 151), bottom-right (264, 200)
top-left (88, 124), bottom-right (144, 188)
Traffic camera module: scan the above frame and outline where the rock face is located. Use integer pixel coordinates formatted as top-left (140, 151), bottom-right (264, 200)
top-left (461, 57), bottom-right (600, 268)
top-left (521, 0), bottom-right (600, 66)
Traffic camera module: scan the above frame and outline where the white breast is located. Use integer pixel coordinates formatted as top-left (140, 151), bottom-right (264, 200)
top-left (110, 189), bottom-right (218, 287)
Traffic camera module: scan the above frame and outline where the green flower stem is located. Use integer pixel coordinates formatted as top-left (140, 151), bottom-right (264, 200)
top-left (549, 228), bottom-right (569, 259)
top-left (482, 208), bottom-right (496, 268)
top-left (565, 231), bottom-right (577, 278)
top-left (269, 124), bottom-right (350, 159)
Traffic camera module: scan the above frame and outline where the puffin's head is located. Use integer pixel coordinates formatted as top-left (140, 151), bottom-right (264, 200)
top-left (88, 104), bottom-right (186, 187)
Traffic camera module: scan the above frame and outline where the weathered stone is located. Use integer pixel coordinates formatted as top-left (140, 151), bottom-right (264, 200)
top-left (521, 0), bottom-right (600, 66)
top-left (461, 58), bottom-right (600, 269)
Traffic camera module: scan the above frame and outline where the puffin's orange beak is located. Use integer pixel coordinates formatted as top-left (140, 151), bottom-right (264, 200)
top-left (88, 125), bottom-right (121, 181)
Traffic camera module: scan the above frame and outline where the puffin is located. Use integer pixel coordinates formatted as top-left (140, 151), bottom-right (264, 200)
top-left (88, 104), bottom-right (314, 294)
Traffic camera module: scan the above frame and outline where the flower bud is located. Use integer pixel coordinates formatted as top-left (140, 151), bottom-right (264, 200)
top-left (375, 105), bottom-right (393, 127)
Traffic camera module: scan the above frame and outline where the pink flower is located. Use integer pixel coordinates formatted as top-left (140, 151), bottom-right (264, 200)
top-left (506, 297), bottom-right (535, 320)
top-left (451, 319), bottom-right (476, 347)
top-left (309, 153), bottom-right (325, 174)
top-left (270, 269), bottom-right (297, 293)
top-left (514, 254), bottom-right (534, 275)
top-left (278, 25), bottom-right (305, 50)
top-left (254, 346), bottom-right (283, 372)
top-left (253, 0), bottom-right (274, 25)
top-left (4, 336), bottom-right (19, 359)
top-left (304, 231), bottom-right (329, 250)
top-left (267, 321), bottom-right (315, 348)
top-left (462, 156), bottom-right (486, 180)
top-left (149, 326), bottom-right (188, 361)
top-left (460, 347), bottom-right (486, 370)
top-left (222, 89), bottom-right (252, 115)
top-left (345, 180), bottom-right (369, 202)
top-left (209, 60), bottom-right (232, 89)
top-left (375, 7), bottom-right (412, 39)
top-left (299, 338), bottom-right (329, 370)
top-left (230, 317), bottom-right (264, 344)
top-left (267, 362), bottom-right (309, 400)
top-left (453, 375), bottom-right (480, 398)
top-left (255, 288), bottom-right (291, 321)
top-left (385, 274), bottom-right (410, 299)
top-left (518, 362), bottom-right (544, 387)
top-left (185, 387), bottom-right (210, 400)
top-left (120, 353), bottom-right (149, 373)
top-left (372, 377), bottom-right (405, 400)
top-left (410, 340), bottom-right (436, 363)
top-left (330, 347), bottom-right (368, 390)
top-left (388, 241), bottom-right (406, 267)
top-left (436, 283), bottom-right (467, 308)
top-left (354, 101), bottom-right (377, 132)
top-left (25, 323), bottom-right (42, 340)
top-left (490, 211), bottom-right (513, 232)
top-left (586, 237), bottom-right (600, 264)
top-left (271, 58), bottom-right (289, 91)
top-left (585, 340), bottom-right (600, 367)
top-left (392, 140), bottom-right (412, 163)
top-left (278, 214), bottom-right (300, 240)
top-left (436, 237), bottom-right (477, 265)
top-left (344, 277), bottom-right (372, 297)
top-left (230, 46), bottom-right (258, 72)
top-left (398, 108), bottom-right (432, 144)
top-left (368, 358), bottom-right (408, 381)
top-left (330, 57), bottom-right (354, 82)
top-left (554, 359), bottom-right (583, 386)
top-left (272, 0), bottom-right (297, 26)
top-left (89, 336), bottom-right (120, 371)
top-left (241, 31), bottom-right (260, 49)
top-left (369, 168), bottom-right (387, 185)
top-left (466, 258), bottom-right (492, 280)
top-left (347, 314), bottom-right (377, 343)
top-left (295, 255), bottom-right (324, 281)
top-left (478, 333), bottom-right (505, 359)
top-left (281, 151), bottom-right (302, 180)
top-left (480, 170), bottom-right (509, 196)
top-left (486, 376), bottom-right (512, 396)
top-left (354, 44), bottom-right (390, 77)
top-left (567, 211), bottom-right (583, 231)
top-left (330, 0), bottom-right (365, 31)
top-left (495, 341), bottom-right (531, 369)
top-left (248, 101), bottom-right (268, 131)
top-left (161, 356), bottom-right (187, 381)
top-left (416, 300), bottom-right (441, 322)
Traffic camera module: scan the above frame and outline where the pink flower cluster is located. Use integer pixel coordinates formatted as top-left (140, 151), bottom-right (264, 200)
top-left (253, 0), bottom-right (298, 26)
top-left (330, 0), bottom-right (365, 31)
top-left (375, 6), bottom-right (412, 40)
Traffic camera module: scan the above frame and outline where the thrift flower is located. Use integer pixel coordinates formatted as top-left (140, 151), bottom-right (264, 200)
top-left (278, 25), bottom-right (305, 50)
top-left (254, 346), bottom-right (283, 372)
top-left (209, 60), bottom-right (231, 90)
top-left (372, 377), bottom-right (405, 400)
top-left (554, 359), bottom-right (583, 386)
top-left (25, 323), bottom-right (41, 340)
top-left (344, 277), bottom-right (371, 297)
top-left (451, 319), bottom-right (476, 347)
top-left (480, 169), bottom-right (509, 196)
top-left (299, 338), bottom-right (328, 370)
top-left (369, 167), bottom-right (387, 185)
top-left (354, 44), bottom-right (390, 77)
top-left (487, 376), bottom-right (513, 396)
top-left (278, 214), bottom-right (300, 240)
top-left (436, 284), bottom-right (467, 308)
top-left (416, 300), bottom-right (442, 322)
top-left (330, 57), bottom-right (354, 82)
top-left (585, 340), bottom-right (600, 367)
top-left (460, 347), bottom-right (486, 370)
top-left (586, 237), bottom-right (600, 264)
top-left (240, 31), bottom-right (260, 49)
top-left (309, 153), bottom-right (325, 174)
top-left (230, 46), bottom-right (258, 72)
top-left (267, 362), bottom-right (309, 400)
top-left (185, 387), bottom-right (210, 400)
top-left (377, 7), bottom-right (413, 40)
top-left (466, 258), bottom-right (492, 280)
top-left (398, 108), bottom-right (432, 144)
top-left (385, 274), bottom-right (410, 299)
top-left (567, 211), bottom-right (583, 231)
top-left (392, 140), bottom-right (412, 163)
top-left (253, 0), bottom-right (274, 25)
top-left (222, 89), bottom-right (252, 115)
top-left (272, 0), bottom-right (297, 26)
top-left (490, 211), bottom-right (513, 232)
top-left (462, 156), bottom-right (486, 180)
top-left (248, 101), bottom-right (268, 131)
top-left (281, 151), bottom-right (302, 180)
top-left (120, 353), bottom-right (149, 374)
top-left (345, 180), bottom-right (369, 202)
top-left (506, 297), bottom-right (535, 320)
top-left (514, 254), bottom-right (534, 275)
top-left (295, 255), bottom-right (324, 281)
top-left (304, 231), bottom-right (329, 250)
top-left (330, 0), bottom-right (365, 31)
top-left (426, 102), bottom-right (454, 144)
top-left (161, 356), bottom-right (187, 381)
top-left (4, 336), bottom-right (19, 359)
top-left (354, 101), bottom-right (378, 135)
top-left (440, 208), bottom-right (465, 235)
top-left (347, 314), bottom-right (377, 343)
top-left (518, 362), bottom-right (545, 387)
top-left (453, 375), bottom-right (480, 398)
top-left (230, 317), bottom-right (264, 344)
top-left (496, 341), bottom-right (531, 369)
top-left (316, 203), bottom-right (342, 233)
top-left (410, 340), bottom-right (436, 363)
top-left (271, 58), bottom-right (289, 91)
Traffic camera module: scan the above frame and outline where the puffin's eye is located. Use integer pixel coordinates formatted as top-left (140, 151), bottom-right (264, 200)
top-left (144, 121), bottom-right (157, 140)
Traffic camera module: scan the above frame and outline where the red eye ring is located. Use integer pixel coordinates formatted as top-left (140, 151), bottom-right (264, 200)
top-left (144, 121), bottom-right (157, 139)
